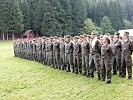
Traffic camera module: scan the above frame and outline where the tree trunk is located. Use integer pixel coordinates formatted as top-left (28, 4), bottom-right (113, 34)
top-left (12, 33), bottom-right (15, 40)
top-left (2, 33), bottom-right (5, 40)
top-left (7, 32), bottom-right (9, 40)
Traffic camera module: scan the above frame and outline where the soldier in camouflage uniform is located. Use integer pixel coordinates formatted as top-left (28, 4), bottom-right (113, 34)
top-left (59, 38), bottom-right (66, 70)
top-left (47, 37), bottom-right (53, 66)
top-left (23, 39), bottom-right (27, 59)
top-left (53, 36), bottom-right (60, 69)
top-left (65, 35), bottom-right (73, 72)
top-left (16, 39), bottom-right (20, 58)
top-left (89, 32), bottom-right (101, 80)
top-left (26, 39), bottom-right (30, 60)
top-left (19, 40), bottom-right (23, 58)
top-left (73, 36), bottom-right (82, 74)
top-left (41, 37), bottom-right (46, 64)
top-left (101, 35), bottom-right (113, 84)
top-left (29, 39), bottom-right (33, 60)
top-left (45, 38), bottom-right (49, 66)
top-left (36, 39), bottom-right (42, 63)
top-left (112, 33), bottom-right (122, 76)
top-left (81, 34), bottom-right (90, 77)
top-left (121, 32), bottom-right (133, 80)
top-left (32, 39), bottom-right (37, 61)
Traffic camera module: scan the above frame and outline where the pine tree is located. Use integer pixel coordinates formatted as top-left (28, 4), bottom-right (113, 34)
top-left (18, 0), bottom-right (31, 31)
top-left (101, 16), bottom-right (115, 34)
top-left (124, 20), bottom-right (133, 29)
top-left (41, 0), bottom-right (62, 36)
top-left (82, 19), bottom-right (96, 34)
top-left (124, 0), bottom-right (133, 23)
top-left (1, 0), bottom-right (24, 33)
top-left (107, 1), bottom-right (124, 31)
top-left (27, 0), bottom-right (38, 30)
top-left (70, 0), bottom-right (87, 35)
top-left (59, 0), bottom-right (72, 36)
top-left (0, 0), bottom-right (8, 33)
top-left (32, 0), bottom-right (46, 33)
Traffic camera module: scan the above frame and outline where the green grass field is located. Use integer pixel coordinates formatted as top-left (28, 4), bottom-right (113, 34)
top-left (0, 40), bottom-right (133, 100)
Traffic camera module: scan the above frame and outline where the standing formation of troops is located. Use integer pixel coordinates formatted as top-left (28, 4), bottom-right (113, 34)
top-left (13, 31), bottom-right (133, 84)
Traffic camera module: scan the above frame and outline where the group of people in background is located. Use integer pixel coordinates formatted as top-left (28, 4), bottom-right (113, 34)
top-left (13, 31), bottom-right (133, 84)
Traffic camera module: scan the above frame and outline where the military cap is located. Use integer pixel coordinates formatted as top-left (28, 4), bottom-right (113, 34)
top-left (105, 33), bottom-right (110, 36)
top-left (74, 36), bottom-right (79, 39)
top-left (83, 34), bottom-right (88, 37)
top-left (54, 36), bottom-right (58, 39)
top-left (50, 36), bottom-right (54, 39)
top-left (79, 35), bottom-right (84, 38)
top-left (65, 35), bottom-right (71, 38)
top-left (42, 36), bottom-right (46, 39)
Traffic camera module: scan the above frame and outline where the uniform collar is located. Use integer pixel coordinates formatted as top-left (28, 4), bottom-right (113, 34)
top-left (124, 39), bottom-right (129, 43)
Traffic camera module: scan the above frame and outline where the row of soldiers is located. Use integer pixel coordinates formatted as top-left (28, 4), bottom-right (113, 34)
top-left (13, 32), bottom-right (133, 84)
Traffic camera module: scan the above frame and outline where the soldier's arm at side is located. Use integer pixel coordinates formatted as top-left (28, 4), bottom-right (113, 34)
top-left (97, 40), bottom-right (102, 55)
top-left (130, 41), bottom-right (133, 55)
top-left (109, 45), bottom-right (114, 57)
top-left (87, 43), bottom-right (90, 54)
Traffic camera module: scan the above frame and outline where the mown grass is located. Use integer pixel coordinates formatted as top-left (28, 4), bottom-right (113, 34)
top-left (0, 40), bottom-right (133, 100)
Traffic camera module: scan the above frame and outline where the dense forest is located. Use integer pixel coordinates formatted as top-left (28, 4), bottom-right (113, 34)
top-left (0, 0), bottom-right (133, 39)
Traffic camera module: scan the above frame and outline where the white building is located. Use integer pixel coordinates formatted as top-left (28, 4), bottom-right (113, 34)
top-left (118, 29), bottom-right (133, 40)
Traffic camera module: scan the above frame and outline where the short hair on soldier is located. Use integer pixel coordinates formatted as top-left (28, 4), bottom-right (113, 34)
top-left (83, 34), bottom-right (87, 37)
top-left (124, 31), bottom-right (129, 35)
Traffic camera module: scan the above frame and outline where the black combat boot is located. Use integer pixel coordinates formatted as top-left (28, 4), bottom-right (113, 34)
top-left (106, 80), bottom-right (111, 84)
top-left (79, 70), bottom-right (82, 74)
top-left (101, 78), bottom-right (105, 81)
top-left (113, 71), bottom-right (117, 75)
top-left (97, 73), bottom-right (101, 81)
top-left (75, 71), bottom-right (78, 74)
top-left (86, 73), bottom-right (90, 78)
top-left (66, 66), bottom-right (71, 72)
top-left (118, 72), bottom-right (122, 77)
top-left (90, 72), bottom-right (94, 78)
top-left (83, 72), bottom-right (86, 76)
top-left (121, 74), bottom-right (126, 78)
top-left (72, 69), bottom-right (75, 73)
top-left (128, 76), bottom-right (132, 80)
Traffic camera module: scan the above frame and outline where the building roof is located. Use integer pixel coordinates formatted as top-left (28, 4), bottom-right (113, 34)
top-left (23, 30), bottom-right (35, 37)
